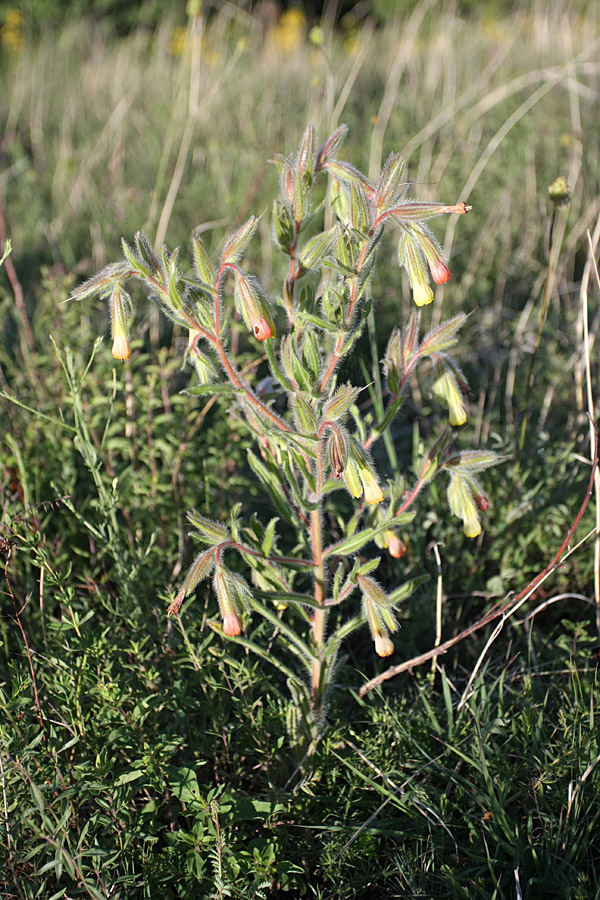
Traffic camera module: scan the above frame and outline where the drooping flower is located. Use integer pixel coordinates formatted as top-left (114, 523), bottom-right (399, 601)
top-left (384, 530), bottom-right (407, 559)
top-left (447, 473), bottom-right (481, 538)
top-left (359, 575), bottom-right (398, 657)
top-left (109, 284), bottom-right (132, 360)
top-left (344, 444), bottom-right (384, 505)
top-left (360, 467), bottom-right (385, 505)
top-left (374, 631), bottom-right (395, 657)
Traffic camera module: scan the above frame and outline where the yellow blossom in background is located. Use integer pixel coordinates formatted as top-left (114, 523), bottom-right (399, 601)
top-left (168, 25), bottom-right (220, 66)
top-left (269, 8), bottom-right (306, 53)
top-left (168, 25), bottom-right (187, 56)
top-left (309, 25), bottom-right (324, 47)
top-left (1, 9), bottom-right (24, 53)
top-left (203, 40), bottom-right (221, 67)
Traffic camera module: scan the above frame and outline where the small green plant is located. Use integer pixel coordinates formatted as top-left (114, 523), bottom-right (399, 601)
top-left (73, 124), bottom-right (498, 745)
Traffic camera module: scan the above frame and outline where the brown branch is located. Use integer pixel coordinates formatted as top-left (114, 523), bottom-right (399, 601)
top-left (359, 417), bottom-right (598, 697)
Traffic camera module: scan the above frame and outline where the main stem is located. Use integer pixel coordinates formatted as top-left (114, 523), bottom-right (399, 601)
top-left (310, 507), bottom-right (326, 711)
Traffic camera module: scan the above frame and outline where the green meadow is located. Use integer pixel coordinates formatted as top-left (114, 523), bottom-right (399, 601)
top-left (1, 2), bottom-right (600, 897)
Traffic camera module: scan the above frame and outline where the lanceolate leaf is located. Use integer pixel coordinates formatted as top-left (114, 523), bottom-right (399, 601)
top-left (420, 313), bottom-right (467, 355)
top-left (388, 574), bottom-right (429, 605)
top-left (323, 514), bottom-right (415, 557)
top-left (184, 384), bottom-right (243, 396)
top-left (221, 216), bottom-right (259, 265)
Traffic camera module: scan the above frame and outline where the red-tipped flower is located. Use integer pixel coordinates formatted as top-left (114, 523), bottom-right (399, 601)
top-left (253, 316), bottom-right (275, 341)
top-left (428, 257), bottom-right (451, 284)
top-left (374, 631), bottom-right (395, 657)
top-left (111, 334), bottom-right (131, 360)
top-left (222, 612), bottom-right (242, 636)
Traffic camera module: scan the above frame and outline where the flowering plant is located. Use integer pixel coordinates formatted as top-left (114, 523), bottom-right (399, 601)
top-left (73, 125), bottom-right (497, 744)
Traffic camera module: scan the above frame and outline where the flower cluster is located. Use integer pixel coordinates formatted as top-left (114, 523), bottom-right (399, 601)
top-left (73, 124), bottom-right (496, 740)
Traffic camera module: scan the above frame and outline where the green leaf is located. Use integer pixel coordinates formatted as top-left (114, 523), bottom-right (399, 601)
top-left (247, 450), bottom-right (296, 522)
top-left (292, 392), bottom-right (318, 435)
top-left (421, 313), bottom-right (467, 355)
top-left (114, 769), bottom-right (145, 786)
top-left (388, 574), bottom-right (429, 605)
top-left (295, 310), bottom-right (339, 333)
top-left (445, 449), bottom-right (504, 472)
top-left (221, 216), bottom-right (259, 265)
top-left (254, 589), bottom-right (321, 610)
top-left (192, 233), bottom-right (216, 287)
top-left (261, 517), bottom-right (278, 557)
top-left (121, 238), bottom-right (150, 277)
top-left (346, 180), bottom-right (373, 235)
top-left (183, 383), bottom-right (244, 396)
top-left (375, 151), bottom-right (407, 213)
top-left (167, 766), bottom-right (204, 804)
top-left (323, 383), bottom-right (361, 422)
top-left (299, 228), bottom-right (336, 270)
top-left (323, 514), bottom-right (414, 557)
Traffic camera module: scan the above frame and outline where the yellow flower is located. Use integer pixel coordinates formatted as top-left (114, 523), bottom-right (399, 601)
top-left (111, 334), bottom-right (131, 360)
top-left (361, 469), bottom-right (384, 505)
top-left (448, 473), bottom-right (482, 538)
top-left (412, 279), bottom-right (435, 307)
top-left (374, 632), bottom-right (395, 657)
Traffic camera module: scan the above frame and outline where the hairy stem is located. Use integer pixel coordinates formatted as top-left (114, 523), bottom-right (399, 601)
top-left (310, 507), bottom-right (327, 706)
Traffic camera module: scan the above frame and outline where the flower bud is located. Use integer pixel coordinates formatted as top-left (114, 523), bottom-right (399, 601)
top-left (272, 199), bottom-right (295, 250)
top-left (326, 426), bottom-right (349, 478)
top-left (234, 273), bottom-right (276, 341)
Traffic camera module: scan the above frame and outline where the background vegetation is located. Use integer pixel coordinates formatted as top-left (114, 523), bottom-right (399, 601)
top-left (1, 0), bottom-right (599, 897)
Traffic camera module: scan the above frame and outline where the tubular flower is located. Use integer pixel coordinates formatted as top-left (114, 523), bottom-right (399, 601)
top-left (347, 444), bottom-right (384, 505)
top-left (359, 575), bottom-right (398, 657)
top-left (222, 613), bottom-right (242, 636)
top-left (447, 473), bottom-right (482, 538)
top-left (110, 285), bottom-right (132, 359)
top-left (253, 316), bottom-right (275, 341)
top-left (360, 468), bottom-right (385, 505)
top-left (111, 334), bottom-right (131, 360)
top-left (234, 272), bottom-right (276, 341)
top-left (428, 256), bottom-right (451, 285)
top-left (399, 231), bottom-right (434, 307)
top-left (384, 530), bottom-right (407, 559)
top-left (214, 566), bottom-right (243, 636)
top-left (433, 362), bottom-right (467, 426)
top-left (412, 279), bottom-right (435, 307)
top-left (374, 631), bottom-right (395, 657)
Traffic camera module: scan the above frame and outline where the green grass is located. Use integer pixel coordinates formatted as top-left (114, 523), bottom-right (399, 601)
top-left (2, 1), bottom-right (600, 896)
